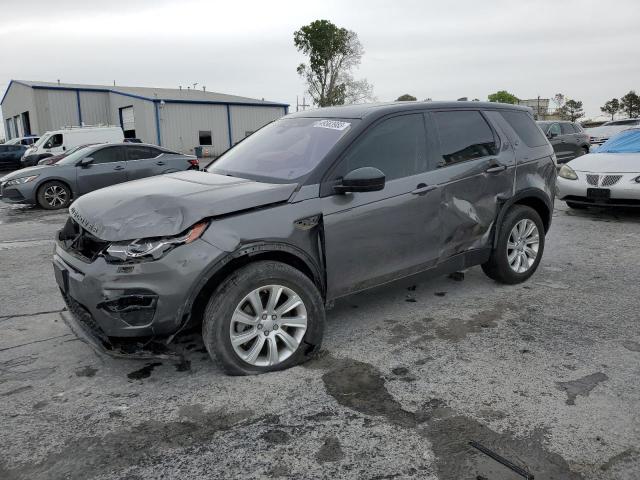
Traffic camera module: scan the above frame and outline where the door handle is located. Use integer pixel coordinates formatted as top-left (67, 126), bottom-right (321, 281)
top-left (485, 164), bottom-right (507, 173)
top-left (114, 165), bottom-right (125, 171)
top-left (412, 183), bottom-right (437, 195)
top-left (156, 161), bottom-right (165, 166)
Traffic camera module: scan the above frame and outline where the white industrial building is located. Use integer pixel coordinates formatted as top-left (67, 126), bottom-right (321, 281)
top-left (1, 80), bottom-right (289, 156)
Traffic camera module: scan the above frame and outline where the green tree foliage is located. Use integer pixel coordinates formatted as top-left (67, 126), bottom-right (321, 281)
top-left (619, 91), bottom-right (640, 118)
top-left (294, 20), bottom-right (374, 107)
top-left (487, 90), bottom-right (519, 104)
top-left (559, 99), bottom-right (584, 122)
top-left (600, 98), bottom-right (620, 120)
top-left (396, 94), bottom-right (417, 101)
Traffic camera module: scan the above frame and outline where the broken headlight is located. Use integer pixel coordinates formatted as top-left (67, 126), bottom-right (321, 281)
top-left (105, 221), bottom-right (208, 262)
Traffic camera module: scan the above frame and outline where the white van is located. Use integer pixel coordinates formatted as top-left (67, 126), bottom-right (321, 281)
top-left (21, 126), bottom-right (124, 167)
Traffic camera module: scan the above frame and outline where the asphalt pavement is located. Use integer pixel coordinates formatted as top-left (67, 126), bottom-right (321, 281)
top-left (0, 180), bottom-right (639, 479)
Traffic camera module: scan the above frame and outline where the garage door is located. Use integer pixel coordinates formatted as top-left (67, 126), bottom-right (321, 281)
top-left (121, 106), bottom-right (135, 137)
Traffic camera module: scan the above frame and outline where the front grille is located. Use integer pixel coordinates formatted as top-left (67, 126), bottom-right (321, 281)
top-left (586, 174), bottom-right (599, 186)
top-left (601, 175), bottom-right (622, 187)
top-left (59, 218), bottom-right (109, 262)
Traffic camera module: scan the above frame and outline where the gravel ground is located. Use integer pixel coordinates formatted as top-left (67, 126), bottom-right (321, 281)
top-left (0, 180), bottom-right (639, 479)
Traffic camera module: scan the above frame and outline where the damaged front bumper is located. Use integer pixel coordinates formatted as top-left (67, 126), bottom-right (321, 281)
top-left (53, 236), bottom-right (225, 349)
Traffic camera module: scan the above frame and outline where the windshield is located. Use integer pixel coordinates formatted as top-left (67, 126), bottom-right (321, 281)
top-left (206, 117), bottom-right (357, 181)
top-left (56, 146), bottom-right (95, 165)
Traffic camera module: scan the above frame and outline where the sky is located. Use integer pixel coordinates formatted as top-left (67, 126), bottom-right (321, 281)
top-left (1, 0), bottom-right (639, 138)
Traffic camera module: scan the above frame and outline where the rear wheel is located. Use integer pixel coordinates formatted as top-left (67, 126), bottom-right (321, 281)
top-left (482, 205), bottom-right (544, 284)
top-left (37, 181), bottom-right (71, 210)
top-left (202, 261), bottom-right (325, 375)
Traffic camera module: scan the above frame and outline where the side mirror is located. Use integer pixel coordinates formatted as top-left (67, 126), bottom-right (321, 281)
top-left (78, 157), bottom-right (94, 167)
top-left (334, 167), bottom-right (385, 194)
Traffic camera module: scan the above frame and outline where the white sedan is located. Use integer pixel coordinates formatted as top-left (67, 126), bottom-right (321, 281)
top-left (557, 129), bottom-right (640, 208)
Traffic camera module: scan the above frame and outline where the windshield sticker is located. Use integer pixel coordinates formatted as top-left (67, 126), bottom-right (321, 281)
top-left (313, 120), bottom-right (351, 131)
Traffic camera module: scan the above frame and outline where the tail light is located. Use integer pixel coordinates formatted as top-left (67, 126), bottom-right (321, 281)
top-left (188, 159), bottom-right (199, 167)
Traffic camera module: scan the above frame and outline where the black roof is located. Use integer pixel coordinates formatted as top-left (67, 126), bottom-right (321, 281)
top-left (287, 101), bottom-right (532, 119)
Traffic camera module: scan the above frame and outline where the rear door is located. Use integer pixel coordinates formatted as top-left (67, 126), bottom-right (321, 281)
top-left (124, 145), bottom-right (163, 181)
top-left (322, 113), bottom-right (443, 298)
top-left (426, 109), bottom-right (515, 260)
top-left (76, 146), bottom-right (127, 194)
top-left (560, 122), bottom-right (581, 159)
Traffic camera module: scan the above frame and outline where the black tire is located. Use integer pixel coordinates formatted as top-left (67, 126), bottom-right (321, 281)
top-left (36, 180), bottom-right (71, 210)
top-left (566, 201), bottom-right (587, 210)
top-left (202, 261), bottom-right (325, 375)
top-left (582, 146), bottom-right (589, 155)
top-left (482, 205), bottom-right (545, 284)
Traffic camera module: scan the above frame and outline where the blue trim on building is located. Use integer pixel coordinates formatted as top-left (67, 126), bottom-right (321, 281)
top-left (76, 90), bottom-right (83, 125)
top-left (154, 101), bottom-right (162, 146)
top-left (226, 104), bottom-right (233, 148)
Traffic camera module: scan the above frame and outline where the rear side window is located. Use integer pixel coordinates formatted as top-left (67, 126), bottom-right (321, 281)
top-left (560, 123), bottom-right (576, 134)
top-left (341, 114), bottom-right (427, 181)
top-left (126, 146), bottom-right (159, 160)
top-left (500, 111), bottom-right (548, 147)
top-left (432, 111), bottom-right (497, 166)
top-left (573, 123), bottom-right (584, 132)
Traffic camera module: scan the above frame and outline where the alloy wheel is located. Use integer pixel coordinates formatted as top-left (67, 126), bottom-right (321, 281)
top-left (507, 219), bottom-right (539, 273)
top-left (229, 285), bottom-right (307, 367)
top-left (43, 185), bottom-right (68, 207)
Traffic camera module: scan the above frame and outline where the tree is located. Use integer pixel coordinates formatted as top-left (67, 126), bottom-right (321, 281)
top-left (487, 90), bottom-right (519, 104)
top-left (396, 94), bottom-right (417, 101)
top-left (294, 20), bottom-right (374, 107)
top-left (600, 98), bottom-right (620, 120)
top-left (619, 91), bottom-right (640, 118)
top-left (559, 99), bottom-right (584, 122)
top-left (552, 93), bottom-right (565, 112)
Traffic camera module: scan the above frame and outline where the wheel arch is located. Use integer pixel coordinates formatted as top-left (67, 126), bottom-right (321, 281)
top-left (35, 177), bottom-right (75, 204)
top-left (180, 242), bottom-right (325, 333)
top-left (493, 189), bottom-right (552, 247)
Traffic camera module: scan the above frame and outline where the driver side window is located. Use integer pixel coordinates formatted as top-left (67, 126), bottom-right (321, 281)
top-left (45, 134), bottom-right (63, 148)
top-left (90, 146), bottom-right (125, 164)
top-left (548, 123), bottom-right (561, 136)
top-left (338, 114), bottom-right (427, 182)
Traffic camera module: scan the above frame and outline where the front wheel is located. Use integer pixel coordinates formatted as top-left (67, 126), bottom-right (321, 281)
top-left (202, 261), bottom-right (325, 375)
top-left (37, 181), bottom-right (71, 210)
top-left (482, 205), bottom-right (545, 284)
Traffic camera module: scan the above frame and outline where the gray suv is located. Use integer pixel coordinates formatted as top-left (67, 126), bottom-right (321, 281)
top-left (53, 102), bottom-right (555, 375)
top-left (0, 143), bottom-right (198, 209)
top-left (536, 120), bottom-right (590, 163)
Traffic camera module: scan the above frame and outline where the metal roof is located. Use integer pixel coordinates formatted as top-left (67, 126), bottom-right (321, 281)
top-left (2, 80), bottom-right (288, 107)
top-left (286, 101), bottom-right (533, 119)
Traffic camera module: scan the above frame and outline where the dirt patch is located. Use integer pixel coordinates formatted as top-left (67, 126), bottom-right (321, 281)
top-left (435, 304), bottom-right (511, 342)
top-left (556, 372), bottom-right (609, 406)
top-left (75, 366), bottom-right (97, 377)
top-left (622, 341), bottom-right (640, 352)
top-left (260, 429), bottom-right (290, 445)
top-left (127, 362), bottom-right (162, 380)
top-left (315, 436), bottom-right (345, 463)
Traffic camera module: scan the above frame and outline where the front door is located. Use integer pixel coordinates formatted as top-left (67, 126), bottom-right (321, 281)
top-left (76, 146), bottom-right (127, 194)
top-left (321, 113), bottom-right (442, 299)
top-left (426, 110), bottom-right (515, 261)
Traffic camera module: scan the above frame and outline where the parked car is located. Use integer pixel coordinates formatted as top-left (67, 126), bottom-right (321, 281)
top-left (586, 118), bottom-right (640, 146)
top-left (0, 144), bottom-right (28, 169)
top-left (0, 143), bottom-right (198, 209)
top-left (52, 102), bottom-right (555, 375)
top-left (21, 126), bottom-right (124, 167)
top-left (557, 128), bottom-right (640, 208)
top-left (536, 120), bottom-right (590, 163)
top-left (4, 135), bottom-right (40, 146)
top-left (37, 144), bottom-right (99, 166)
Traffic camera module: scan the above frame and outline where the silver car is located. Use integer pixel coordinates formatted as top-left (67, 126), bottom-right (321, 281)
top-left (0, 143), bottom-right (199, 209)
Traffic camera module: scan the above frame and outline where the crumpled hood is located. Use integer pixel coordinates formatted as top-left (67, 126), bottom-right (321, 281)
top-left (69, 171), bottom-right (298, 241)
top-left (569, 152), bottom-right (640, 173)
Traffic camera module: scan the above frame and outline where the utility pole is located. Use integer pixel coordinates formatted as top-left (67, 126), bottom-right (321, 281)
top-left (296, 96), bottom-right (310, 112)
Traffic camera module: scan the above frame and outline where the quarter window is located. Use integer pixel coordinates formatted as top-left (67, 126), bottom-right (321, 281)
top-left (432, 111), bottom-right (497, 166)
top-left (502, 111), bottom-right (548, 147)
top-left (560, 123), bottom-right (576, 134)
top-left (340, 114), bottom-right (427, 181)
top-left (199, 131), bottom-right (212, 146)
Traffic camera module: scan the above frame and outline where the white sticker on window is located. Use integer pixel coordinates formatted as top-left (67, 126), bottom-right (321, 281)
top-left (313, 120), bottom-right (351, 131)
